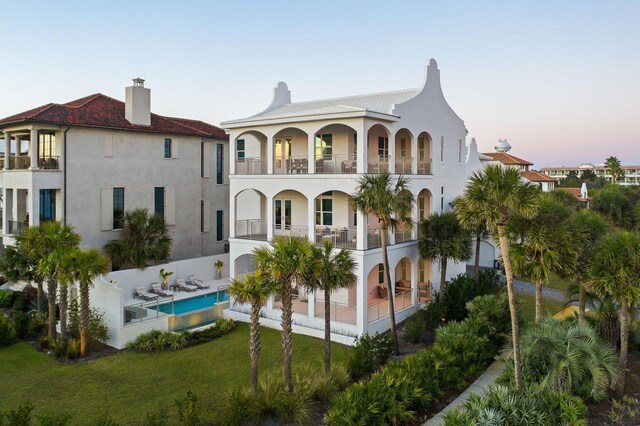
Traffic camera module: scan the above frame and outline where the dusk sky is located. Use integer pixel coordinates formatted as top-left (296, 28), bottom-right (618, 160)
top-left (1, 0), bottom-right (638, 168)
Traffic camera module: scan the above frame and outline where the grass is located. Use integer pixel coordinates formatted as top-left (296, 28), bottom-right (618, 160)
top-left (517, 294), bottom-right (565, 323)
top-left (517, 275), bottom-right (577, 292)
top-left (0, 323), bottom-right (351, 423)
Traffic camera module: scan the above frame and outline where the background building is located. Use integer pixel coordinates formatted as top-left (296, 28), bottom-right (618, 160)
top-left (541, 163), bottom-right (640, 186)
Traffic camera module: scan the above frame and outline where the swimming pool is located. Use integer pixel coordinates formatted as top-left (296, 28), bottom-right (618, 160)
top-left (150, 291), bottom-right (229, 315)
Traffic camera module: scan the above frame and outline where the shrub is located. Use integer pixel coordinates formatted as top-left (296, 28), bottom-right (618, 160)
top-left (4, 401), bottom-right (34, 426)
top-left (0, 289), bottom-right (13, 307)
top-left (127, 330), bottom-right (187, 352)
top-left (443, 269), bottom-right (502, 321)
top-left (68, 298), bottom-right (109, 348)
top-left (402, 314), bottom-right (425, 344)
top-left (608, 395), bottom-right (640, 424)
top-left (142, 409), bottom-right (169, 426)
top-left (174, 391), bottom-right (201, 426)
top-left (0, 314), bottom-right (16, 347)
top-left (66, 338), bottom-right (81, 360)
top-left (443, 384), bottom-right (587, 426)
top-left (499, 317), bottom-right (621, 401)
top-left (12, 286), bottom-right (38, 312)
top-left (421, 291), bottom-right (447, 331)
top-left (214, 318), bottom-right (236, 334)
top-left (466, 293), bottom-right (513, 346)
top-left (37, 412), bottom-right (73, 425)
top-left (346, 333), bottom-right (394, 380)
top-left (434, 318), bottom-right (494, 377)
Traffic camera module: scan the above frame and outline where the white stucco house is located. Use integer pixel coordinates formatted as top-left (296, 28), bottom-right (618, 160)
top-left (220, 59), bottom-right (484, 343)
top-left (0, 79), bottom-right (230, 260)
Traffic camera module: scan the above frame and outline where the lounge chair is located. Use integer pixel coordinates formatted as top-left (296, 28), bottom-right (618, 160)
top-left (150, 282), bottom-right (174, 297)
top-left (134, 286), bottom-right (159, 301)
top-left (174, 278), bottom-right (198, 292)
top-left (187, 275), bottom-right (210, 289)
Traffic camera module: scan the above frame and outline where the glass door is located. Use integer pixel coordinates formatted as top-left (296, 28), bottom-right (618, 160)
top-left (274, 199), bottom-right (292, 233)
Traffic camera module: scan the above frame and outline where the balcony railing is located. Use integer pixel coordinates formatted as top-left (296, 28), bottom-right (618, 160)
top-left (235, 158), bottom-right (263, 175)
top-left (8, 156), bottom-right (31, 170)
top-left (315, 154), bottom-right (357, 174)
top-left (274, 156), bottom-right (309, 175)
top-left (417, 160), bottom-right (432, 175)
top-left (367, 155), bottom-right (390, 174)
top-left (38, 156), bottom-right (60, 170)
top-left (8, 220), bottom-right (29, 234)
top-left (1, 156), bottom-right (60, 171)
top-left (418, 281), bottom-right (432, 303)
top-left (394, 288), bottom-right (413, 312)
top-left (314, 226), bottom-right (357, 249)
top-left (273, 224), bottom-right (308, 238)
top-left (395, 227), bottom-right (413, 244)
top-left (314, 299), bottom-right (357, 325)
top-left (395, 156), bottom-right (413, 174)
top-left (235, 219), bottom-right (267, 240)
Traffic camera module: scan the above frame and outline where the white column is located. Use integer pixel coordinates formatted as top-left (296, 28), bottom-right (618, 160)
top-left (4, 131), bottom-right (10, 170)
top-left (389, 132), bottom-right (396, 174)
top-left (356, 124), bottom-right (368, 174)
top-left (266, 136), bottom-right (274, 175)
top-left (307, 290), bottom-right (315, 318)
top-left (229, 191), bottom-right (236, 238)
top-left (2, 188), bottom-right (10, 232)
top-left (266, 196), bottom-right (274, 240)
top-left (411, 134), bottom-right (418, 174)
top-left (355, 259), bottom-right (367, 334)
top-left (307, 196), bottom-right (316, 244)
top-left (28, 189), bottom-right (39, 227)
top-left (14, 136), bottom-right (21, 157)
top-left (29, 129), bottom-right (38, 170)
top-left (411, 258), bottom-right (419, 306)
top-left (229, 138), bottom-right (236, 176)
top-left (412, 199), bottom-right (420, 240)
top-left (307, 133), bottom-right (315, 174)
top-left (356, 211), bottom-right (367, 250)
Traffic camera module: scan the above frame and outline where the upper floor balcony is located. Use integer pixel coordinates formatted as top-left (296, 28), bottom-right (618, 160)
top-left (231, 124), bottom-right (434, 177)
top-left (1, 128), bottom-right (61, 172)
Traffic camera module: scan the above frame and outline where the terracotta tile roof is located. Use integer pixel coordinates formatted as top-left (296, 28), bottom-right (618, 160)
top-left (521, 171), bottom-right (558, 183)
top-left (0, 93), bottom-right (228, 140)
top-left (483, 152), bottom-right (533, 166)
top-left (556, 187), bottom-right (590, 201)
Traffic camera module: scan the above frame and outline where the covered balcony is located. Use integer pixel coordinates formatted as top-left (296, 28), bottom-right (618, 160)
top-left (314, 124), bottom-right (358, 174)
top-left (1, 130), bottom-right (60, 171)
top-left (313, 191), bottom-right (357, 249)
top-left (272, 189), bottom-right (309, 237)
top-left (366, 261), bottom-right (415, 324)
top-left (234, 189), bottom-right (268, 240)
top-left (273, 128), bottom-right (309, 175)
top-left (234, 131), bottom-right (268, 175)
top-left (416, 132), bottom-right (433, 175)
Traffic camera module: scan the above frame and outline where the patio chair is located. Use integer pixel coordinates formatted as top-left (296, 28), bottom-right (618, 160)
top-left (134, 286), bottom-right (159, 301)
top-left (150, 282), bottom-right (174, 297)
top-left (174, 278), bottom-right (198, 292)
top-left (187, 275), bottom-right (210, 289)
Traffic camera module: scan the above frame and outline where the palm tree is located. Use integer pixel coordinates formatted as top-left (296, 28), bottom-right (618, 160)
top-left (104, 208), bottom-right (172, 269)
top-left (455, 196), bottom-right (490, 279)
top-left (418, 212), bottom-right (472, 300)
top-left (229, 271), bottom-right (273, 390)
top-left (604, 156), bottom-right (623, 184)
top-left (253, 236), bottom-right (315, 392)
top-left (460, 164), bottom-right (540, 391)
top-left (20, 222), bottom-right (80, 340)
top-left (510, 195), bottom-right (578, 323)
top-left (569, 209), bottom-right (610, 322)
top-left (0, 240), bottom-right (45, 313)
top-left (303, 241), bottom-right (357, 374)
top-left (589, 230), bottom-right (640, 393)
top-left (68, 248), bottom-right (109, 356)
top-left (352, 172), bottom-right (414, 355)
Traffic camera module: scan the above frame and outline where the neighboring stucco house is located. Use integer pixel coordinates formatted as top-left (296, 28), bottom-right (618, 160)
top-left (0, 79), bottom-right (230, 260)
top-left (541, 163), bottom-right (640, 186)
top-left (220, 59), bottom-right (484, 343)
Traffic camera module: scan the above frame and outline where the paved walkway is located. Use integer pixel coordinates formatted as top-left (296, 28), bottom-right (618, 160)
top-left (423, 358), bottom-right (506, 426)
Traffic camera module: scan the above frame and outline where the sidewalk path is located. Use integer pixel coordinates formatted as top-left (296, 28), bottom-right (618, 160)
top-left (423, 358), bottom-right (506, 426)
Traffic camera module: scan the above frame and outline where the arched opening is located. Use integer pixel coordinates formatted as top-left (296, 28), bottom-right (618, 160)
top-left (235, 131), bottom-right (268, 175)
top-left (273, 127), bottom-right (308, 174)
top-left (234, 254), bottom-right (256, 276)
top-left (417, 258), bottom-right (432, 303)
top-left (417, 188), bottom-right (433, 222)
top-left (416, 132), bottom-right (433, 175)
top-left (234, 189), bottom-right (267, 240)
top-left (394, 128), bottom-right (413, 174)
top-left (367, 124), bottom-right (391, 173)
top-left (366, 263), bottom-right (390, 323)
top-left (394, 257), bottom-right (414, 311)
top-left (313, 123), bottom-right (358, 174)
top-left (395, 189), bottom-right (415, 243)
top-left (273, 189), bottom-right (308, 237)
top-left (313, 190), bottom-right (357, 249)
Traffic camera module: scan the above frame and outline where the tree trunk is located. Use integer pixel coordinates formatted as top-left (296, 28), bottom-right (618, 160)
top-left (281, 283), bottom-right (293, 392)
top-left (324, 285), bottom-right (331, 375)
top-left (578, 282), bottom-right (586, 323)
top-left (80, 282), bottom-right (90, 357)
top-left (37, 282), bottom-right (45, 314)
top-left (381, 225), bottom-right (399, 356)
top-left (474, 234), bottom-right (481, 279)
top-left (59, 282), bottom-right (68, 344)
top-left (47, 280), bottom-right (57, 339)
top-left (249, 303), bottom-right (261, 391)
top-left (439, 257), bottom-right (448, 305)
top-left (497, 225), bottom-right (522, 392)
top-left (535, 278), bottom-right (543, 323)
top-left (618, 298), bottom-right (629, 395)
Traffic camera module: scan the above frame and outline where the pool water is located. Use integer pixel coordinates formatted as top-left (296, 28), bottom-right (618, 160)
top-left (150, 291), bottom-right (229, 315)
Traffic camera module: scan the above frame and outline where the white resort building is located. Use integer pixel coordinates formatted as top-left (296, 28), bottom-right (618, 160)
top-left (221, 59), bottom-right (483, 343)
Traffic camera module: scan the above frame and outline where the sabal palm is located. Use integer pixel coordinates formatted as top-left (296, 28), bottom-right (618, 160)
top-left (510, 195), bottom-right (578, 323)
top-left (589, 230), bottom-right (640, 393)
top-left (352, 172), bottom-right (413, 355)
top-left (455, 196), bottom-right (490, 279)
top-left (604, 156), bottom-right (623, 183)
top-left (253, 236), bottom-right (315, 392)
top-left (68, 248), bottom-right (109, 356)
top-left (569, 209), bottom-right (610, 322)
top-left (229, 271), bottom-right (273, 390)
top-left (303, 241), bottom-right (357, 374)
top-left (0, 239), bottom-right (45, 313)
top-left (460, 164), bottom-right (540, 391)
top-left (418, 211), bottom-right (471, 301)
top-left (20, 222), bottom-right (80, 340)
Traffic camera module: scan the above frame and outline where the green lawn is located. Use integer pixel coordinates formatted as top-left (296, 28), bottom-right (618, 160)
top-left (0, 323), bottom-right (351, 424)
top-left (517, 275), bottom-right (577, 292)
top-left (517, 294), bottom-right (565, 323)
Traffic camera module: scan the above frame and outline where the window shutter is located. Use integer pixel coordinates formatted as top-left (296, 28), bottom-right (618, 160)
top-left (164, 187), bottom-right (176, 225)
top-left (203, 142), bottom-right (211, 177)
top-left (100, 188), bottom-right (113, 231)
top-left (203, 200), bottom-right (211, 232)
top-left (104, 134), bottom-right (113, 157)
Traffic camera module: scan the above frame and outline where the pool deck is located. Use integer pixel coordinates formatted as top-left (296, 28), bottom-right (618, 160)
top-left (124, 277), bottom-right (230, 307)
